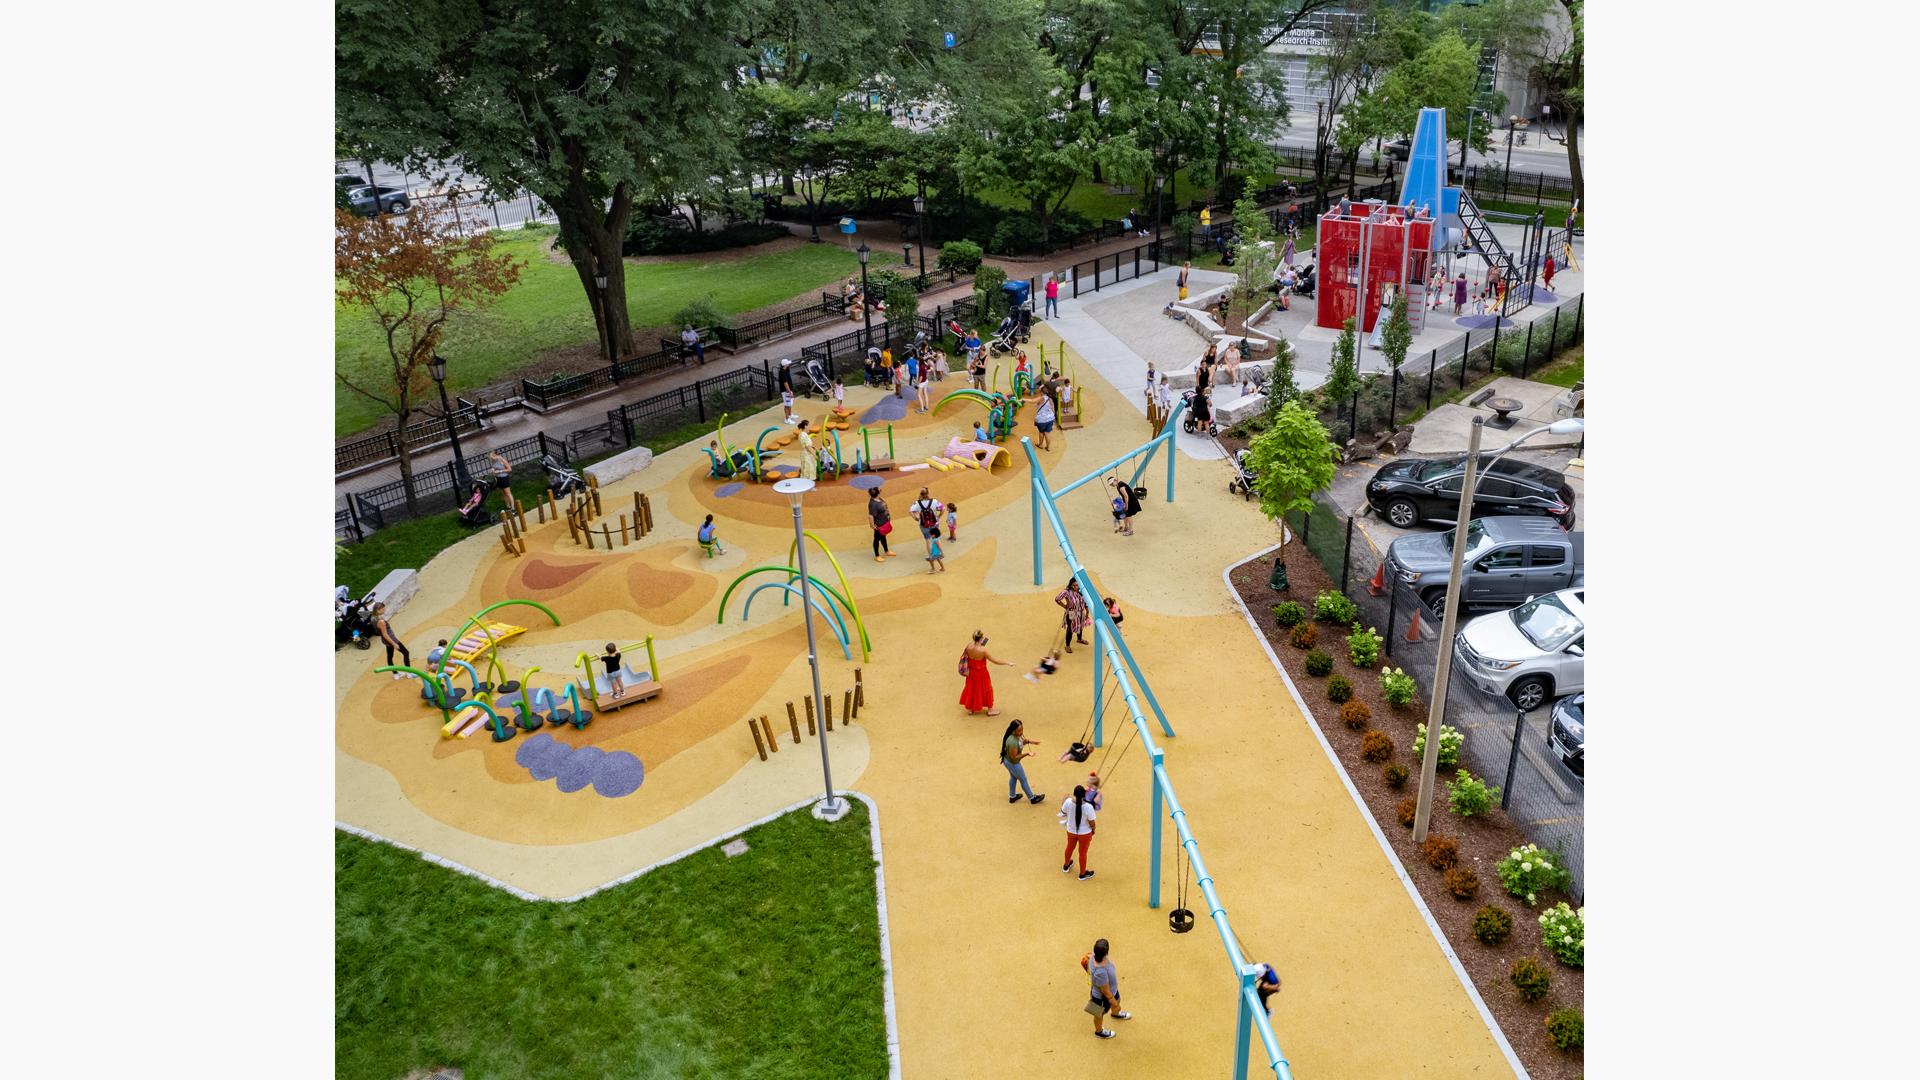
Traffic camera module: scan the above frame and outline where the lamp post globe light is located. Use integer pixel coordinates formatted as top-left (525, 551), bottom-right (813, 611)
top-left (856, 241), bottom-right (873, 351)
top-left (773, 477), bottom-right (849, 822)
top-left (1410, 416), bottom-right (1586, 844)
top-left (428, 353), bottom-right (473, 491)
top-left (912, 192), bottom-right (927, 288)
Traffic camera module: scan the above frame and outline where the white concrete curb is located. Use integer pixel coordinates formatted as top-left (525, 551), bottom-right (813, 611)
top-left (1221, 546), bottom-right (1530, 1080)
top-left (336, 788), bottom-right (904, 1079)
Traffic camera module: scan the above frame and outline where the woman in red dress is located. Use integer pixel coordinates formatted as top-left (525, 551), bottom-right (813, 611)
top-left (959, 630), bottom-right (1013, 716)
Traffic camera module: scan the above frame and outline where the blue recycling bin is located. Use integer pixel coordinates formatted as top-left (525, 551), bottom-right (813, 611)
top-left (1001, 279), bottom-right (1031, 312)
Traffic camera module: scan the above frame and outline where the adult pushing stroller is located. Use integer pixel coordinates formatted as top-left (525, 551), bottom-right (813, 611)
top-left (1181, 389), bottom-right (1217, 437)
top-left (863, 346), bottom-right (891, 388)
top-left (1291, 263), bottom-right (1316, 299)
top-left (542, 453), bottom-right (585, 496)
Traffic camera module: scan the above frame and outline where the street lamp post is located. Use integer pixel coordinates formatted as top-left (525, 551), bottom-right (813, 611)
top-left (428, 354), bottom-right (474, 492)
top-left (1505, 116), bottom-right (1520, 179)
top-left (912, 191), bottom-right (927, 289)
top-left (1410, 416), bottom-right (1586, 844)
top-left (856, 241), bottom-right (873, 351)
top-left (773, 478), bottom-right (849, 822)
top-left (1153, 173), bottom-right (1166, 257)
top-left (592, 262), bottom-right (612, 363)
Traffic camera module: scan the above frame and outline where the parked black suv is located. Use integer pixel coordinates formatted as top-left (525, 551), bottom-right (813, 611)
top-left (1548, 693), bottom-right (1584, 779)
top-left (1366, 455), bottom-right (1576, 529)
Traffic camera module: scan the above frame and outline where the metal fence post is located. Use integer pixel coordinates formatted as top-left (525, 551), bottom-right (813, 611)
top-left (1339, 516), bottom-right (1354, 595)
top-left (1134, 246), bottom-right (1140, 279)
top-left (1426, 349), bottom-right (1436, 409)
top-left (1501, 706), bottom-right (1525, 811)
top-left (1574, 294), bottom-right (1584, 339)
top-left (1459, 335), bottom-right (1468, 391)
top-left (764, 359), bottom-right (775, 400)
top-left (1390, 368), bottom-right (1399, 430)
top-left (1522, 321), bottom-right (1535, 378)
top-left (1385, 578), bottom-right (1399, 658)
top-left (1548, 307), bottom-right (1561, 356)
top-left (1348, 389), bottom-right (1359, 442)
top-left (695, 379), bottom-right (706, 423)
top-left (1073, 267), bottom-right (1080, 299)
top-left (1490, 320), bottom-right (1501, 376)
top-left (536, 431), bottom-right (549, 460)
top-left (619, 405), bottom-right (634, 445)
top-left (1535, 173), bottom-right (1544, 204)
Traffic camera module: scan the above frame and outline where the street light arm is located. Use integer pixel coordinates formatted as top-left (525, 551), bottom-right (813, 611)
top-left (1485, 417), bottom-right (1584, 467)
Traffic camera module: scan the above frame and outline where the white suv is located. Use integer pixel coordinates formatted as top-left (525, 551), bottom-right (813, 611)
top-left (1453, 589), bottom-right (1585, 712)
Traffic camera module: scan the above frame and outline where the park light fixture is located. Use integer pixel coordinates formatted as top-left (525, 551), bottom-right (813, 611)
top-left (856, 241), bottom-right (870, 265)
top-left (1410, 415), bottom-right (1586, 844)
top-left (912, 194), bottom-right (925, 215)
top-left (428, 353), bottom-right (447, 383)
top-left (772, 477), bottom-right (847, 822)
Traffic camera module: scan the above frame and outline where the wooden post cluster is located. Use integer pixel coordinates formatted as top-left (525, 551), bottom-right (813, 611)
top-left (561, 483), bottom-right (653, 551)
top-left (747, 672), bottom-right (871, 762)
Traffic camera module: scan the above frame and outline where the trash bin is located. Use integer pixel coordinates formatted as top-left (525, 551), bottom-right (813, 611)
top-left (1001, 279), bottom-right (1031, 312)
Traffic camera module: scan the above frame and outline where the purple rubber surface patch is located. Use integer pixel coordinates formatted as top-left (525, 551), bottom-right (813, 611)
top-left (515, 733), bottom-right (566, 781)
top-left (515, 733), bottom-right (646, 797)
top-left (714, 482), bottom-right (745, 498)
top-left (1455, 314), bottom-right (1515, 330)
top-left (849, 474), bottom-right (886, 491)
top-left (553, 745), bottom-right (606, 793)
top-left (591, 753), bottom-right (646, 798)
top-left (860, 396), bottom-right (908, 424)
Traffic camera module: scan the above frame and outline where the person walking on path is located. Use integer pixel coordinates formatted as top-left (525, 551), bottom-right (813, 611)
top-left (1056, 578), bottom-right (1091, 653)
top-left (1452, 273), bottom-right (1469, 316)
top-left (778, 359), bottom-right (797, 423)
top-left (1045, 274), bottom-right (1060, 318)
top-left (1178, 261), bottom-right (1191, 301)
top-left (1199, 206), bottom-right (1212, 241)
top-left (999, 719), bottom-right (1046, 804)
top-left (1082, 939), bottom-right (1129, 1037)
top-left (373, 603), bottom-right (410, 676)
top-left (1059, 784), bottom-right (1098, 879)
top-left (959, 630), bottom-right (1012, 716)
top-left (908, 487), bottom-right (944, 554)
top-left (797, 419), bottom-right (818, 481)
top-left (868, 489), bottom-right (895, 563)
top-left (1033, 390), bottom-right (1057, 451)
top-left (1542, 253), bottom-right (1557, 291)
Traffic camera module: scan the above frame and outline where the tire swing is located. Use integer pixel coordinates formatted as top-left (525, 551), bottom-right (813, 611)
top-left (1168, 842), bottom-right (1196, 934)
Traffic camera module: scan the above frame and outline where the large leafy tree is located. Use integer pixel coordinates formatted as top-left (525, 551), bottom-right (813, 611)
top-left (1343, 31), bottom-right (1497, 153)
top-left (1248, 398), bottom-right (1337, 531)
top-left (1528, 0), bottom-right (1583, 206)
top-left (338, 0), bottom-right (754, 361)
top-left (335, 207), bottom-right (522, 512)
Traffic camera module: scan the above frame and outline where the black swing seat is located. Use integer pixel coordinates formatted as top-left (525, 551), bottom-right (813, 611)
top-left (1067, 742), bottom-right (1092, 762)
top-left (1169, 908), bottom-right (1195, 933)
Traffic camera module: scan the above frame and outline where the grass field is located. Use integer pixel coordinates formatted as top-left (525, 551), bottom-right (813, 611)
top-left (335, 802), bottom-right (889, 1080)
top-left (1533, 344), bottom-right (1584, 388)
top-left (336, 228), bottom-right (858, 438)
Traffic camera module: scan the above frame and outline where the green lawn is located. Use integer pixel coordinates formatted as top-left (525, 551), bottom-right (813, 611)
top-left (1534, 345), bottom-right (1584, 388)
top-left (336, 802), bottom-right (889, 1080)
top-left (336, 228), bottom-right (859, 437)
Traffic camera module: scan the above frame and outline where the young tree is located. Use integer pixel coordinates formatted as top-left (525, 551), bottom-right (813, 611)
top-left (1325, 315), bottom-right (1361, 415)
top-left (1247, 398), bottom-right (1337, 533)
top-left (1231, 192), bottom-right (1278, 302)
top-left (1264, 333), bottom-right (1299, 415)
top-left (1381, 288), bottom-right (1413, 372)
top-left (335, 208), bottom-right (522, 514)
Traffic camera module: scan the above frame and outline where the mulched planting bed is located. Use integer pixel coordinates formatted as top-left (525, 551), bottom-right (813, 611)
top-left (1229, 546), bottom-right (1584, 1078)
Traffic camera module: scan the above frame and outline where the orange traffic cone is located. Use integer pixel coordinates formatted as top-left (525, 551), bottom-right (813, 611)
top-left (1367, 562), bottom-right (1386, 597)
top-left (1405, 609), bottom-right (1423, 643)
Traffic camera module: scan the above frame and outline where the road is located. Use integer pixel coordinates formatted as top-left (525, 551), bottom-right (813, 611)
top-left (1267, 121), bottom-right (1582, 181)
top-left (336, 158), bottom-right (557, 230)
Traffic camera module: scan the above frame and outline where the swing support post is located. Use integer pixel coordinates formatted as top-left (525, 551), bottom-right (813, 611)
top-left (1148, 746), bottom-right (1165, 908)
top-left (1092, 620), bottom-right (1105, 747)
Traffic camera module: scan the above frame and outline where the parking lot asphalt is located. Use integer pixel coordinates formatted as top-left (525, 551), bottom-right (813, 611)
top-left (1326, 447), bottom-right (1586, 899)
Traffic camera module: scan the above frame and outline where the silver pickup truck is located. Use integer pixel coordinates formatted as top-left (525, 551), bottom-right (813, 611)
top-left (1386, 516), bottom-right (1584, 618)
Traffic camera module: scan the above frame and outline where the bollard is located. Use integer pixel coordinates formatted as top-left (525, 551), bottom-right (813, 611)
top-left (600, 523), bottom-right (612, 549)
top-left (590, 486), bottom-right (602, 516)
top-left (644, 493), bottom-right (654, 533)
top-left (843, 689), bottom-right (854, 724)
top-left (515, 495), bottom-right (527, 534)
top-left (759, 714), bottom-right (777, 753)
top-left (824, 694), bottom-right (833, 731)
top-left (793, 700), bottom-right (810, 737)
top-left (582, 517), bottom-right (593, 548)
top-left (788, 708), bottom-right (801, 744)
top-left (620, 513), bottom-right (630, 544)
top-left (804, 695), bottom-right (816, 732)
top-left (633, 491), bottom-right (644, 531)
top-left (748, 719), bottom-right (767, 761)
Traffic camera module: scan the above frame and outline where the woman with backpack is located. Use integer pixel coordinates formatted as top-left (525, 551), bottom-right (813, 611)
top-left (1059, 784), bottom-right (1099, 881)
top-left (908, 487), bottom-right (943, 554)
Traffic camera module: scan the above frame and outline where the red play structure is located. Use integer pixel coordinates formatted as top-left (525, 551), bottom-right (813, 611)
top-left (1316, 203), bottom-right (1436, 333)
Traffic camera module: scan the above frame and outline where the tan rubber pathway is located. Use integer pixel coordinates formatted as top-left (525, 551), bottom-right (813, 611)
top-left (335, 321), bottom-right (1513, 1077)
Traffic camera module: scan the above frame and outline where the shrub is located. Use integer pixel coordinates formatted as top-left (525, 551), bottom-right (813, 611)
top-left (938, 239), bottom-right (984, 274)
top-left (1288, 622), bottom-right (1318, 649)
top-left (1509, 956), bottom-right (1552, 1003)
top-left (1313, 590), bottom-right (1359, 624)
top-left (1545, 1007), bottom-right (1583, 1052)
top-left (1346, 625), bottom-right (1382, 669)
top-left (1446, 770), bottom-right (1501, 819)
top-left (1444, 866), bottom-right (1480, 900)
top-left (988, 215), bottom-right (1045, 255)
top-left (671, 296), bottom-right (730, 331)
top-left (1421, 833), bottom-right (1459, 870)
top-left (1360, 730), bottom-right (1393, 762)
top-left (1340, 699), bottom-right (1372, 730)
top-left (1495, 843), bottom-right (1570, 907)
top-left (1412, 723), bottom-right (1465, 768)
top-left (1538, 903), bottom-right (1584, 967)
top-left (1272, 601), bottom-right (1306, 628)
top-left (1382, 761), bottom-right (1408, 788)
top-left (973, 264), bottom-right (1010, 321)
top-left (622, 219), bottom-right (787, 256)
top-left (1327, 675), bottom-right (1352, 703)
top-left (1471, 905), bottom-right (1513, 945)
top-left (1304, 650), bottom-right (1334, 677)
top-left (1379, 666), bottom-right (1418, 708)
top-left (1395, 796), bottom-right (1417, 827)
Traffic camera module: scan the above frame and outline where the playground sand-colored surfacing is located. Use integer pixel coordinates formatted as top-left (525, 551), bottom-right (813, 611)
top-left (336, 323), bottom-right (1516, 1077)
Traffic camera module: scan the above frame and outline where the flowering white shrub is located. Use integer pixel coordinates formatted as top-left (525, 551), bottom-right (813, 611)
top-left (1495, 843), bottom-right (1567, 906)
top-left (1413, 722), bottom-right (1465, 767)
top-left (1379, 666), bottom-right (1418, 707)
top-left (1539, 902), bottom-right (1584, 966)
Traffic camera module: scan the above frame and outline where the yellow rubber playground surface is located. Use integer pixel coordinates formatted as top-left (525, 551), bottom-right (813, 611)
top-left (336, 321), bottom-right (1516, 1077)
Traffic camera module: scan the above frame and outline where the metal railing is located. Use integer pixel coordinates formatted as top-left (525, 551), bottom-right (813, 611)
top-left (334, 402), bottom-right (484, 476)
top-left (335, 421), bottom-right (613, 542)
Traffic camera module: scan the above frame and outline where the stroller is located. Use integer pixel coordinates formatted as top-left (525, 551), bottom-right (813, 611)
top-left (863, 346), bottom-right (891, 388)
top-left (802, 357), bottom-right (833, 399)
top-left (1181, 390), bottom-right (1217, 437)
top-left (1291, 264), bottom-right (1316, 299)
top-left (987, 315), bottom-right (1020, 357)
top-left (336, 589), bottom-right (377, 649)
top-left (542, 453), bottom-right (585, 496)
top-left (1227, 448), bottom-right (1258, 501)
top-left (456, 482), bottom-right (492, 526)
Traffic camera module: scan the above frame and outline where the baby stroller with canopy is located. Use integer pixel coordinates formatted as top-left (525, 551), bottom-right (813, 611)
top-left (1181, 390), bottom-right (1217, 437)
top-left (863, 346), bottom-right (891, 388)
top-left (542, 453), bottom-right (585, 496)
top-left (456, 482), bottom-right (492, 526)
top-left (802, 357), bottom-right (833, 399)
top-left (1227, 448), bottom-right (1258, 500)
top-left (335, 589), bottom-right (377, 648)
top-left (987, 314), bottom-right (1020, 357)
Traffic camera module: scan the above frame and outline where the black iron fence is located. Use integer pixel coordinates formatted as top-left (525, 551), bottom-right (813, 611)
top-left (335, 401), bottom-right (484, 476)
top-left (1304, 293), bottom-right (1585, 446)
top-left (605, 363), bottom-right (778, 445)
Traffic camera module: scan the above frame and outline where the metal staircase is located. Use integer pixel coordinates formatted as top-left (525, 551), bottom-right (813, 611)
top-left (1456, 192), bottom-right (1531, 318)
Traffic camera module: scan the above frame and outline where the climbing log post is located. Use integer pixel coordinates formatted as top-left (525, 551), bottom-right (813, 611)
top-left (759, 714), bottom-right (777, 753)
top-left (842, 689), bottom-right (854, 724)
top-left (794, 700), bottom-right (810, 737)
top-left (787, 707), bottom-right (801, 744)
top-left (748, 719), bottom-right (767, 761)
